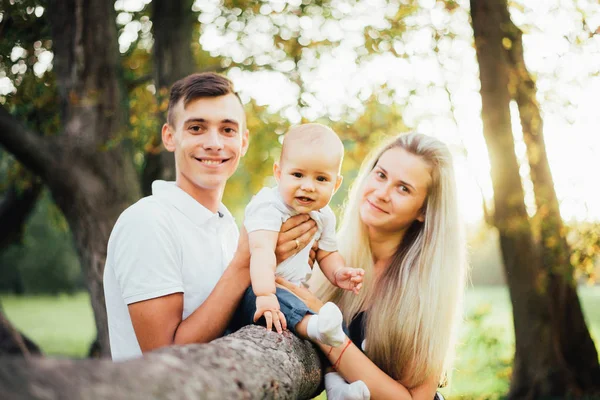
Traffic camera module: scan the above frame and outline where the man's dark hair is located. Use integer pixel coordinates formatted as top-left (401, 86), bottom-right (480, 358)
top-left (167, 72), bottom-right (242, 127)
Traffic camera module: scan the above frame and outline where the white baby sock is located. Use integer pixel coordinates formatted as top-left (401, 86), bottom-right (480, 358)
top-left (325, 372), bottom-right (371, 400)
top-left (306, 302), bottom-right (345, 347)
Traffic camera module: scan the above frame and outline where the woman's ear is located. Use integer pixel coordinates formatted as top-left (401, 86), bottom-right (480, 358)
top-left (417, 207), bottom-right (426, 223)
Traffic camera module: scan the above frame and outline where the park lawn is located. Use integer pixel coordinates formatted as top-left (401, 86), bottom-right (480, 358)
top-left (1, 292), bottom-right (96, 358)
top-left (2, 286), bottom-right (600, 399)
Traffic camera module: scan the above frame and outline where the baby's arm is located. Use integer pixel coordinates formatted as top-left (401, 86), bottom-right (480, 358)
top-left (318, 250), bottom-right (364, 294)
top-left (249, 230), bottom-right (286, 333)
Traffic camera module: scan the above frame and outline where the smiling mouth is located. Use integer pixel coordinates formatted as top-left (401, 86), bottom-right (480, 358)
top-left (195, 157), bottom-right (229, 166)
top-left (367, 199), bottom-right (387, 213)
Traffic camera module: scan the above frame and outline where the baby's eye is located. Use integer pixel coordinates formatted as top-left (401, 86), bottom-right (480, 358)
top-left (317, 176), bottom-right (328, 182)
top-left (292, 172), bottom-right (303, 178)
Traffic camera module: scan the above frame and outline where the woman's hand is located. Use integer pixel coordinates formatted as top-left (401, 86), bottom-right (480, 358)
top-left (275, 277), bottom-right (325, 312)
top-left (275, 215), bottom-right (317, 264)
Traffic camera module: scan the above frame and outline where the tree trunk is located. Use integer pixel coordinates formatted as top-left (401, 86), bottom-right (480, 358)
top-left (0, 0), bottom-right (142, 356)
top-left (0, 326), bottom-right (322, 400)
top-left (0, 308), bottom-right (41, 357)
top-left (470, 0), bottom-right (600, 397)
top-left (505, 17), bottom-right (600, 392)
top-left (141, 0), bottom-right (196, 195)
top-left (0, 181), bottom-right (42, 250)
top-left (49, 0), bottom-right (142, 357)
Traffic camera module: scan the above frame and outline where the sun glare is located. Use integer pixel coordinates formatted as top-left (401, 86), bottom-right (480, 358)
top-left (2, 0), bottom-right (599, 223)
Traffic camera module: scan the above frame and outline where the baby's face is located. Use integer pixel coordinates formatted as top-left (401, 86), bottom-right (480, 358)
top-left (275, 147), bottom-right (342, 214)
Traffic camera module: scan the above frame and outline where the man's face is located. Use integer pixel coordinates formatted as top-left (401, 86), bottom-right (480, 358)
top-left (274, 147), bottom-right (342, 214)
top-left (163, 94), bottom-right (249, 198)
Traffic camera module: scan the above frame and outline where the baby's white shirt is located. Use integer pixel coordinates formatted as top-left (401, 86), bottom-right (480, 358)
top-left (244, 186), bottom-right (338, 286)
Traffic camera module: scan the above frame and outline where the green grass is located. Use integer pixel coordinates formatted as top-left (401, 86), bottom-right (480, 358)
top-left (1, 292), bottom-right (96, 357)
top-left (2, 286), bottom-right (600, 398)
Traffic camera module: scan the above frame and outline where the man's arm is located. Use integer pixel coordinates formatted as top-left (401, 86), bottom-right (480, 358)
top-left (127, 216), bottom-right (316, 353)
top-left (128, 228), bottom-right (251, 352)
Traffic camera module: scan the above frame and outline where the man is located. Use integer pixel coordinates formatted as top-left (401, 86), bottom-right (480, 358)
top-left (103, 73), bottom-right (316, 361)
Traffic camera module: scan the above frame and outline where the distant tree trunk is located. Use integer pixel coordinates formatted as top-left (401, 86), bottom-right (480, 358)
top-left (504, 16), bottom-right (600, 393)
top-left (470, 0), bottom-right (600, 397)
top-left (0, 326), bottom-right (322, 400)
top-left (0, 181), bottom-right (42, 250)
top-left (141, 0), bottom-right (196, 195)
top-left (0, 308), bottom-right (40, 357)
top-left (0, 0), bottom-right (142, 356)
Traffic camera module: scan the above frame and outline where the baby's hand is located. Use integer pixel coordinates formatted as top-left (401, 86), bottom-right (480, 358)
top-left (333, 267), bottom-right (365, 295)
top-left (254, 294), bottom-right (287, 333)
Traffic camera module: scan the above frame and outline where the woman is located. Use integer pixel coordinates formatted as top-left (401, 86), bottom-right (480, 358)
top-left (278, 133), bottom-right (467, 400)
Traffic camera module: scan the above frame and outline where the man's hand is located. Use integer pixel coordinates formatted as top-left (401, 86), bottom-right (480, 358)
top-left (334, 267), bottom-right (365, 295)
top-left (275, 277), bottom-right (324, 312)
top-left (254, 294), bottom-right (287, 333)
top-left (275, 215), bottom-right (317, 264)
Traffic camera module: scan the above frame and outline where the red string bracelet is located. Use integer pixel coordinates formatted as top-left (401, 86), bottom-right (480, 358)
top-left (333, 339), bottom-right (352, 370)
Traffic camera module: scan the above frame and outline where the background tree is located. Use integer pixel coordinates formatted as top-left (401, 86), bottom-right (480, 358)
top-left (0, 0), bottom-right (141, 356)
top-left (140, 0), bottom-right (195, 195)
top-left (470, 0), bottom-right (600, 396)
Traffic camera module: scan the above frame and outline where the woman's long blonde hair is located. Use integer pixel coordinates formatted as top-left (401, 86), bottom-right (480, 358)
top-left (316, 133), bottom-right (467, 388)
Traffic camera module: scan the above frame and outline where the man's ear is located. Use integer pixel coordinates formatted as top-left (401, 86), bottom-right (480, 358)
top-left (241, 129), bottom-right (250, 157)
top-left (273, 162), bottom-right (281, 183)
top-left (162, 123), bottom-right (176, 152)
top-left (334, 175), bottom-right (343, 193)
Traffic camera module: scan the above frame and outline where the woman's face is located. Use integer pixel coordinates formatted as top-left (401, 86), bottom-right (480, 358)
top-left (359, 147), bottom-right (432, 235)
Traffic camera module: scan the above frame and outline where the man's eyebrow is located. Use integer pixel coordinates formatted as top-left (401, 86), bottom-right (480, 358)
top-left (183, 118), bottom-right (206, 125)
top-left (182, 118), bottom-right (240, 126)
top-left (378, 166), bottom-right (416, 191)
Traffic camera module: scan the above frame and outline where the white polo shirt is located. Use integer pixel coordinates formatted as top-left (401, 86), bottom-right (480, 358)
top-left (103, 180), bottom-right (238, 361)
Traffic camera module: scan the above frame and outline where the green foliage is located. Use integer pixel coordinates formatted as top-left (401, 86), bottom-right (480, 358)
top-left (0, 190), bottom-right (83, 294)
top-left (224, 101), bottom-right (288, 219)
top-left (567, 222), bottom-right (600, 284)
top-left (448, 303), bottom-right (513, 398)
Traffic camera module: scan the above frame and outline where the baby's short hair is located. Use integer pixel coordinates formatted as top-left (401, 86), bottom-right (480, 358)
top-left (281, 123), bottom-right (344, 169)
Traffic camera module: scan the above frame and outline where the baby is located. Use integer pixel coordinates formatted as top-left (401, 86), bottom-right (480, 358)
top-left (234, 123), bottom-right (369, 400)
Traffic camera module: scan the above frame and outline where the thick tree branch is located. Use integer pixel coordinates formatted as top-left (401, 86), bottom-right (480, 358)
top-left (0, 107), bottom-right (57, 179)
top-left (0, 325), bottom-right (322, 400)
top-left (0, 308), bottom-right (41, 357)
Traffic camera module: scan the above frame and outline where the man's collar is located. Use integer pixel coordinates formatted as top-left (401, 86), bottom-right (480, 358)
top-left (151, 180), bottom-right (233, 227)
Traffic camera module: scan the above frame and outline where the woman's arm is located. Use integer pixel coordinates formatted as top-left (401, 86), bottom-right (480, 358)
top-left (276, 277), bottom-right (438, 400)
top-left (321, 339), bottom-right (438, 400)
